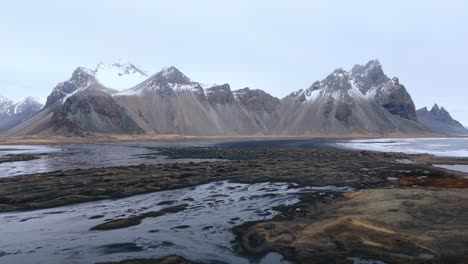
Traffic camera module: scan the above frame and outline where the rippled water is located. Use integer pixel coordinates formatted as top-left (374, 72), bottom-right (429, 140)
top-left (336, 138), bottom-right (468, 158)
top-left (0, 181), bottom-right (351, 264)
top-left (0, 141), bottom-right (218, 177)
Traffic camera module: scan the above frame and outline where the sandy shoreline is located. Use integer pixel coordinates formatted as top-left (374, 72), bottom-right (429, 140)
top-left (0, 131), bottom-right (447, 146)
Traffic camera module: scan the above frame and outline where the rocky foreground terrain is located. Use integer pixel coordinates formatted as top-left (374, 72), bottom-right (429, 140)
top-left (0, 143), bottom-right (467, 263)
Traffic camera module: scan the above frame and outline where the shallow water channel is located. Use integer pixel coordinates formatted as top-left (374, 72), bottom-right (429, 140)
top-left (0, 180), bottom-right (351, 263)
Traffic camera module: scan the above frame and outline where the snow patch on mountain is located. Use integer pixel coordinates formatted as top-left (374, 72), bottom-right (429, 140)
top-left (168, 83), bottom-right (203, 93)
top-left (116, 66), bottom-right (205, 96)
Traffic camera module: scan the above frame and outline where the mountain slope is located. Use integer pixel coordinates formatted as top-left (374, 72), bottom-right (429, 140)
top-left (416, 105), bottom-right (468, 135)
top-left (233, 87), bottom-right (281, 132)
top-left (114, 67), bottom-right (278, 135)
top-left (0, 97), bottom-right (43, 132)
top-left (49, 87), bottom-right (140, 135)
top-left (7, 67), bottom-right (140, 135)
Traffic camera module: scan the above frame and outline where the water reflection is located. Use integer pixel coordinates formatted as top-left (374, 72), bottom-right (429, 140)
top-left (0, 142), bottom-right (216, 177)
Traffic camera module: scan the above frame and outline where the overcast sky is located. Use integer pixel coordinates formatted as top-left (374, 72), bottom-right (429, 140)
top-left (1, 0), bottom-right (467, 124)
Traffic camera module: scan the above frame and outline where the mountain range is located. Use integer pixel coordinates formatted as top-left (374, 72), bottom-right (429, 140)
top-left (0, 97), bottom-right (43, 132)
top-left (2, 60), bottom-right (467, 136)
top-left (416, 104), bottom-right (468, 135)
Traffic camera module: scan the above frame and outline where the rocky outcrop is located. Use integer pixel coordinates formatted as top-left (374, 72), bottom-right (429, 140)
top-left (49, 85), bottom-right (140, 135)
top-left (351, 60), bottom-right (417, 120)
top-left (417, 104), bottom-right (468, 135)
top-left (233, 87), bottom-right (280, 113)
top-left (207, 84), bottom-right (236, 104)
top-left (45, 67), bottom-right (96, 107)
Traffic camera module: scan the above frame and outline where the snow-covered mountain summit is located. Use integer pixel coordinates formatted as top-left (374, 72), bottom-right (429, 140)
top-left (45, 67), bottom-right (100, 107)
top-left (287, 59), bottom-right (417, 121)
top-left (94, 60), bottom-right (149, 90)
top-left (117, 66), bottom-right (204, 96)
top-left (45, 61), bottom-right (150, 108)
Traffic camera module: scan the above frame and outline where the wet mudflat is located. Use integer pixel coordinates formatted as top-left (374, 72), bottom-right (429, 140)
top-left (0, 138), bottom-right (468, 263)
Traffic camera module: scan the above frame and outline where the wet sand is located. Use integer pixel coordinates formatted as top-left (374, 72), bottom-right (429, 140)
top-left (0, 140), bottom-right (467, 263)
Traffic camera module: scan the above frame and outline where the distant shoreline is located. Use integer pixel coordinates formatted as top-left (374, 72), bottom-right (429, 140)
top-left (0, 132), bottom-right (448, 145)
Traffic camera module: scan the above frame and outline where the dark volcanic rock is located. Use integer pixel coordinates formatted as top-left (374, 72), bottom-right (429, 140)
top-left (49, 86), bottom-right (141, 135)
top-left (351, 59), bottom-right (388, 94)
top-left (351, 60), bottom-right (417, 120)
top-left (374, 78), bottom-right (417, 120)
top-left (90, 204), bottom-right (188, 231)
top-left (206, 84), bottom-right (236, 105)
top-left (45, 67), bottom-right (96, 107)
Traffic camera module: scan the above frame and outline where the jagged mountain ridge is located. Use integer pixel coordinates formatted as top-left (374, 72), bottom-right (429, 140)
top-left (0, 97), bottom-right (43, 132)
top-left (281, 61), bottom-right (425, 134)
top-left (114, 67), bottom-right (280, 135)
top-left (5, 60), bottom-right (443, 136)
top-left (350, 60), bottom-right (417, 121)
top-left (416, 104), bottom-right (468, 135)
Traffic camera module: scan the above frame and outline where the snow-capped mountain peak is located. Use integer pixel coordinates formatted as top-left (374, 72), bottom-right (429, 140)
top-left (94, 60), bottom-right (149, 90)
top-left (45, 67), bottom-right (98, 107)
top-left (116, 66), bottom-right (202, 96)
top-left (286, 59), bottom-right (417, 121)
top-left (154, 66), bottom-right (191, 84)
